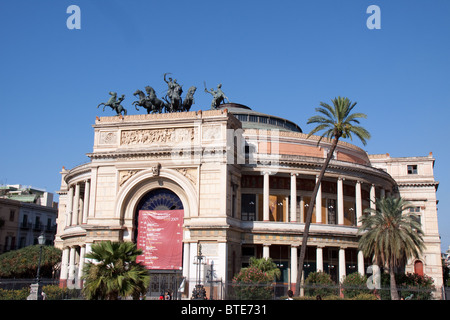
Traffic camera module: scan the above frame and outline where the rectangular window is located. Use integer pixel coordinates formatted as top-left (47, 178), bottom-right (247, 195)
top-left (409, 206), bottom-right (421, 213)
top-left (409, 207), bottom-right (421, 225)
top-left (249, 115), bottom-right (258, 122)
top-left (407, 165), bottom-right (418, 174)
top-left (241, 194), bottom-right (256, 221)
top-left (9, 210), bottom-right (15, 221)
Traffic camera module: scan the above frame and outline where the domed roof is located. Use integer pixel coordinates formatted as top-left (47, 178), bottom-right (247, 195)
top-left (217, 103), bottom-right (302, 133)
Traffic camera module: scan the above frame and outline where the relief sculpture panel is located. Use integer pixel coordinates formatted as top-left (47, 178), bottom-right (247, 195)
top-left (120, 127), bottom-right (197, 146)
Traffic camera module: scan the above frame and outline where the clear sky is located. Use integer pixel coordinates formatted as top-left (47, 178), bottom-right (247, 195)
top-left (1, 0), bottom-right (449, 251)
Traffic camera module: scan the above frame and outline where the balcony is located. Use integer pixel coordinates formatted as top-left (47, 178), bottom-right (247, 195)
top-left (20, 222), bottom-right (32, 229)
top-left (45, 224), bottom-right (57, 233)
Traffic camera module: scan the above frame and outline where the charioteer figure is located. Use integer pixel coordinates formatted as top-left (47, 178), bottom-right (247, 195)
top-left (204, 83), bottom-right (229, 109)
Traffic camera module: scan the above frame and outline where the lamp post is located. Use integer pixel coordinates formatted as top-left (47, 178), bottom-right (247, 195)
top-left (191, 244), bottom-right (207, 299)
top-left (36, 232), bottom-right (45, 300)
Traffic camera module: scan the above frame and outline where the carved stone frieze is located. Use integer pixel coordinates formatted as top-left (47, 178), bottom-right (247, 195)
top-left (120, 127), bottom-right (197, 146)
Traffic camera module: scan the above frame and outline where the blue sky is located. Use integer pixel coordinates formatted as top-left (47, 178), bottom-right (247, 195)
top-left (1, 0), bottom-right (449, 251)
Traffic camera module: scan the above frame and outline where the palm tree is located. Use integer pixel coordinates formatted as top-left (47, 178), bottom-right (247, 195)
top-left (358, 196), bottom-right (425, 300)
top-left (82, 241), bottom-right (150, 300)
top-left (295, 96), bottom-right (370, 295)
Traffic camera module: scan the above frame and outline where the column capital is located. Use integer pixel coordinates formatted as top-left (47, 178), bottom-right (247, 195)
top-left (262, 170), bottom-right (272, 175)
top-left (290, 172), bottom-right (298, 177)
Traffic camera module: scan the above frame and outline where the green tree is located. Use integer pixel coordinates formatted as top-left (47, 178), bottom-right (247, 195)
top-left (358, 196), bottom-right (425, 300)
top-left (82, 241), bottom-right (150, 300)
top-left (0, 245), bottom-right (61, 278)
top-left (296, 97), bottom-right (370, 295)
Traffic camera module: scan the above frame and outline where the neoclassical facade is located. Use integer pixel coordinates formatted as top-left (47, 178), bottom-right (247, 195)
top-left (55, 103), bottom-right (443, 298)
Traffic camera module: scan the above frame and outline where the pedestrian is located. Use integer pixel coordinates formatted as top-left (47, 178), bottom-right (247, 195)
top-left (285, 290), bottom-right (294, 300)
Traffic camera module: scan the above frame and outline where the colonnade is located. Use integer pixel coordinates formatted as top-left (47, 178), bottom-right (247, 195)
top-left (261, 243), bottom-right (366, 285)
top-left (60, 244), bottom-right (89, 288)
top-left (65, 179), bottom-right (90, 227)
top-left (261, 171), bottom-right (388, 225)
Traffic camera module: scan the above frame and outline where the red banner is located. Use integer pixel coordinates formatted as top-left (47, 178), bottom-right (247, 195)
top-left (136, 210), bottom-right (183, 270)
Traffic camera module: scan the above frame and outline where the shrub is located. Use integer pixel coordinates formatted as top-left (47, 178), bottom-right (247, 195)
top-left (0, 287), bottom-right (29, 300)
top-left (232, 265), bottom-right (273, 300)
top-left (351, 293), bottom-right (378, 300)
top-left (41, 285), bottom-right (82, 300)
top-left (342, 272), bottom-right (371, 298)
top-left (397, 273), bottom-right (435, 300)
top-left (304, 271), bottom-right (337, 297)
top-left (379, 272), bottom-right (436, 300)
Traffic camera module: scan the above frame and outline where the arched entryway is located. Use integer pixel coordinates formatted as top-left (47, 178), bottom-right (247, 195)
top-left (135, 188), bottom-right (185, 298)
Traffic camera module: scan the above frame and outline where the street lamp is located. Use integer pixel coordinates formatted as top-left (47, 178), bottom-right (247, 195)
top-left (36, 232), bottom-right (45, 300)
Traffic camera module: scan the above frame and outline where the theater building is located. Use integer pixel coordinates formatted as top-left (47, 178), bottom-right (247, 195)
top-left (54, 103), bottom-right (443, 298)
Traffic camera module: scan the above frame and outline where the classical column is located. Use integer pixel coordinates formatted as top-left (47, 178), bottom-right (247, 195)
top-left (68, 247), bottom-right (76, 285)
top-left (78, 246), bottom-right (86, 287)
top-left (66, 185), bottom-right (74, 227)
top-left (370, 184), bottom-right (376, 211)
top-left (316, 246), bottom-right (324, 272)
top-left (218, 242), bottom-right (228, 287)
top-left (189, 242), bottom-right (198, 288)
top-left (72, 183), bottom-right (80, 225)
top-left (358, 250), bottom-right (365, 276)
top-left (290, 245), bottom-right (298, 290)
top-left (315, 175), bottom-right (322, 223)
top-left (183, 243), bottom-right (190, 281)
top-left (290, 173), bottom-right (297, 222)
top-left (263, 244), bottom-right (270, 259)
top-left (355, 181), bottom-right (362, 226)
top-left (60, 247), bottom-right (70, 287)
top-left (82, 180), bottom-right (90, 224)
top-left (339, 247), bottom-right (346, 282)
top-left (337, 178), bottom-right (344, 225)
top-left (380, 188), bottom-right (385, 199)
top-left (263, 171), bottom-right (270, 222)
top-left (300, 196), bottom-right (305, 223)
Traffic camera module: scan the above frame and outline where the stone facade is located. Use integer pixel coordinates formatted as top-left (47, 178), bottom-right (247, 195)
top-left (55, 105), bottom-right (443, 298)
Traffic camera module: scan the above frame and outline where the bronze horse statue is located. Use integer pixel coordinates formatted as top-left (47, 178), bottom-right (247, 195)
top-left (181, 86), bottom-right (197, 112)
top-left (144, 86), bottom-right (167, 113)
top-left (97, 92), bottom-right (127, 116)
top-left (133, 89), bottom-right (159, 114)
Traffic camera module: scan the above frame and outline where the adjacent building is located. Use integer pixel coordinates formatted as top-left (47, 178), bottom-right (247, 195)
top-left (54, 103), bottom-right (443, 298)
top-left (0, 185), bottom-right (58, 253)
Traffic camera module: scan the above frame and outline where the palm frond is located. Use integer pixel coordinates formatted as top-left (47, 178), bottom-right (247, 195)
top-left (307, 96), bottom-right (369, 147)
